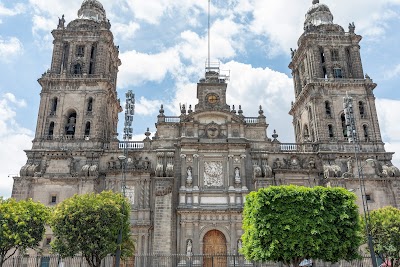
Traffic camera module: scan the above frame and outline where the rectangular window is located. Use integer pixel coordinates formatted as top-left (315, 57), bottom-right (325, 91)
top-left (333, 68), bottom-right (343, 78)
top-left (366, 194), bottom-right (372, 201)
top-left (76, 45), bottom-right (85, 57)
top-left (45, 237), bottom-right (51, 246)
top-left (331, 49), bottom-right (339, 61)
top-left (50, 195), bottom-right (57, 204)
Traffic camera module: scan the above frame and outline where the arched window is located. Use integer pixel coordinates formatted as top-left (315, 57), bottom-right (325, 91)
top-left (325, 101), bottom-right (331, 117)
top-left (341, 113), bottom-right (348, 137)
top-left (65, 112), bottom-right (77, 137)
top-left (48, 122), bottom-right (55, 140)
top-left (328, 124), bottom-right (334, 138)
top-left (363, 125), bottom-right (369, 141)
top-left (89, 45), bottom-right (96, 74)
top-left (51, 97), bottom-right (58, 115)
top-left (333, 67), bottom-right (343, 78)
top-left (359, 101), bottom-right (365, 118)
top-left (304, 124), bottom-right (309, 138)
top-left (84, 122), bottom-right (91, 137)
top-left (308, 106), bottom-right (313, 121)
top-left (87, 98), bottom-right (93, 113)
top-left (73, 63), bottom-right (82, 75)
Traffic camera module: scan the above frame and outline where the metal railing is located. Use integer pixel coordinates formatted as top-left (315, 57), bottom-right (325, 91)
top-left (2, 254), bottom-right (374, 267)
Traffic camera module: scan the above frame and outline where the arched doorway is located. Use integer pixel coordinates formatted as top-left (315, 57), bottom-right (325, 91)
top-left (203, 230), bottom-right (227, 267)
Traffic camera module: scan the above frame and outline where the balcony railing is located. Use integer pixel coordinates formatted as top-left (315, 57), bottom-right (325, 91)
top-left (119, 141), bottom-right (145, 150)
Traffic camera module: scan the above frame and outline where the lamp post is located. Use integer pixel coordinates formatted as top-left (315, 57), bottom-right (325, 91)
top-left (115, 91), bottom-right (135, 267)
top-left (344, 95), bottom-right (377, 267)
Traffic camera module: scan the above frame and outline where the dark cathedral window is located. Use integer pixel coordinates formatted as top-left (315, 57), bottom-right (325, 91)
top-left (320, 48), bottom-right (325, 63)
top-left (304, 124), bottom-right (309, 139)
top-left (363, 125), bottom-right (369, 141)
top-left (359, 101), bottom-right (365, 118)
top-left (84, 122), bottom-right (91, 137)
top-left (325, 101), bottom-right (331, 117)
top-left (333, 68), bottom-right (343, 78)
top-left (322, 67), bottom-right (327, 79)
top-left (48, 122), bottom-right (55, 140)
top-left (76, 45), bottom-right (85, 57)
top-left (89, 45), bottom-right (96, 74)
top-left (328, 124), bottom-right (334, 138)
top-left (61, 43), bottom-right (69, 72)
top-left (51, 97), bottom-right (58, 115)
top-left (73, 63), bottom-right (82, 75)
top-left (87, 98), bottom-right (93, 114)
top-left (308, 106), bottom-right (312, 121)
top-left (341, 113), bottom-right (348, 138)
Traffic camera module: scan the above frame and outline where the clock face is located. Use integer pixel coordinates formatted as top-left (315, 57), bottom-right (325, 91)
top-left (207, 93), bottom-right (219, 104)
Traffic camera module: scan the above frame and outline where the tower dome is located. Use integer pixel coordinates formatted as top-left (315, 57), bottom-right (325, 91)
top-left (78, 0), bottom-right (107, 22)
top-left (304, 0), bottom-right (333, 29)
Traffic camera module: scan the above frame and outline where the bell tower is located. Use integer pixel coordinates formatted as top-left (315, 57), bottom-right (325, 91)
top-left (13, 0), bottom-right (122, 201)
top-left (33, 0), bottom-right (121, 149)
top-left (289, 0), bottom-right (383, 148)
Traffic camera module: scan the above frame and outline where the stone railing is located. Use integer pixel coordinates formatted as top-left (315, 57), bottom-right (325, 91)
top-left (161, 116), bottom-right (181, 123)
top-left (244, 117), bottom-right (259, 124)
top-left (119, 141), bottom-right (145, 150)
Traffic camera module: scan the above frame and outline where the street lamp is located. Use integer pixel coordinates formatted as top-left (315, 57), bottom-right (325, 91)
top-left (344, 95), bottom-right (377, 267)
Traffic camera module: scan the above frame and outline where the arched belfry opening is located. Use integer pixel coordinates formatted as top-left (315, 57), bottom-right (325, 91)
top-left (65, 112), bottom-right (77, 137)
top-left (203, 230), bottom-right (227, 266)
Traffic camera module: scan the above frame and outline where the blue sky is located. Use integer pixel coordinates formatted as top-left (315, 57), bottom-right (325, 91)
top-left (0, 0), bottom-right (399, 197)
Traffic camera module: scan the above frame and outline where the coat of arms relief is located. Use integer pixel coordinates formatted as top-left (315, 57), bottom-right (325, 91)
top-left (204, 161), bottom-right (223, 187)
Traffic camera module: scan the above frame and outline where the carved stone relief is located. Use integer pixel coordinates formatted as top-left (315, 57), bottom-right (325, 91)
top-left (204, 161), bottom-right (223, 187)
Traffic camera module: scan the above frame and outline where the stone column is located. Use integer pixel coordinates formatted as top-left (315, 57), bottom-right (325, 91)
top-left (228, 155), bottom-right (234, 187)
top-left (180, 154), bottom-right (187, 189)
top-left (240, 154), bottom-right (247, 188)
top-left (193, 222), bottom-right (200, 254)
top-left (193, 154), bottom-right (199, 188)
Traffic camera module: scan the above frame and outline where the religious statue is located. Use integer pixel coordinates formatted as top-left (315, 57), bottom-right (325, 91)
top-left (186, 239), bottom-right (193, 256)
top-left (58, 15), bottom-right (65, 29)
top-left (186, 167), bottom-right (193, 186)
top-left (348, 22), bottom-right (355, 33)
top-left (234, 167), bottom-right (241, 184)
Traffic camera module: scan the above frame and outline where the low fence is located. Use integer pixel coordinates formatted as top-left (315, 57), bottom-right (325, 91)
top-left (1, 254), bottom-right (374, 267)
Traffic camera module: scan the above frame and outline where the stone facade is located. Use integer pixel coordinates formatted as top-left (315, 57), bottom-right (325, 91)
top-left (12, 0), bottom-right (400, 258)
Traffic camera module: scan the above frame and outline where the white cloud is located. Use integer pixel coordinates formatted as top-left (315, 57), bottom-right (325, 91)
top-left (376, 98), bottom-right (400, 167)
top-left (118, 49), bottom-right (181, 88)
top-left (0, 36), bottom-right (23, 62)
top-left (112, 21), bottom-right (140, 41)
top-left (0, 3), bottom-right (26, 17)
top-left (125, 0), bottom-right (206, 25)
top-left (384, 64), bottom-right (400, 80)
top-left (0, 94), bottom-right (34, 198)
top-left (135, 97), bottom-right (163, 116)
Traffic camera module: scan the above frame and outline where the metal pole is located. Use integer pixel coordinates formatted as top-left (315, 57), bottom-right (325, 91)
top-left (115, 91), bottom-right (135, 267)
top-left (343, 95), bottom-right (377, 267)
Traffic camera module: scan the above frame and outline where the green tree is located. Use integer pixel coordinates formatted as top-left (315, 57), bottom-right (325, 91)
top-left (50, 191), bottom-right (134, 267)
top-left (367, 206), bottom-right (400, 267)
top-left (241, 185), bottom-right (362, 267)
top-left (0, 198), bottom-right (50, 267)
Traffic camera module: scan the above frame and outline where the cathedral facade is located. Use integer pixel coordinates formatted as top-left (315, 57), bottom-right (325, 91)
top-left (12, 0), bottom-right (400, 258)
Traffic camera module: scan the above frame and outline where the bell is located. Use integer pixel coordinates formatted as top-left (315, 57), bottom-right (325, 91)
top-left (66, 125), bottom-right (75, 135)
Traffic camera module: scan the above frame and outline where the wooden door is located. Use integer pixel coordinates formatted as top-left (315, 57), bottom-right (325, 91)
top-left (203, 230), bottom-right (227, 267)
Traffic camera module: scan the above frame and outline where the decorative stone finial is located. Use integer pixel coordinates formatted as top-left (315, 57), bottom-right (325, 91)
top-left (231, 105), bottom-right (236, 114)
top-left (159, 104), bottom-right (164, 115)
top-left (145, 128), bottom-right (151, 140)
top-left (258, 105), bottom-right (264, 116)
top-left (272, 130), bottom-right (279, 140)
top-left (188, 105), bottom-right (193, 113)
top-left (238, 105), bottom-right (243, 116)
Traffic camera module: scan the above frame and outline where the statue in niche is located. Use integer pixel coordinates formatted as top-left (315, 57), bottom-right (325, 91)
top-left (186, 239), bottom-right (193, 256)
top-left (186, 167), bottom-right (193, 185)
top-left (235, 167), bottom-right (241, 184)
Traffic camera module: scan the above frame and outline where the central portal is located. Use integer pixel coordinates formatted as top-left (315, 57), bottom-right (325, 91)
top-left (203, 230), bottom-right (227, 267)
